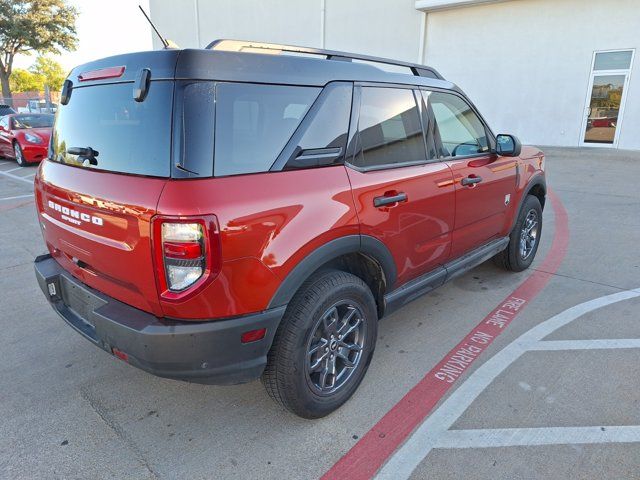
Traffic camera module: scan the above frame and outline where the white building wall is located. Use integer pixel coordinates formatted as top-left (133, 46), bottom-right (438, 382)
top-left (149, 0), bottom-right (640, 150)
top-left (324, 0), bottom-right (424, 63)
top-left (149, 0), bottom-right (321, 49)
top-left (423, 0), bottom-right (640, 149)
top-left (149, 0), bottom-right (424, 61)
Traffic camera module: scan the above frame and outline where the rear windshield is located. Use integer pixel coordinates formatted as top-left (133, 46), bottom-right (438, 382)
top-left (51, 81), bottom-right (173, 177)
top-left (13, 114), bottom-right (54, 129)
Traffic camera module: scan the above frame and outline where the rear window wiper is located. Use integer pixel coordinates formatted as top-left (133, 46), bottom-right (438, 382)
top-left (67, 146), bottom-right (99, 166)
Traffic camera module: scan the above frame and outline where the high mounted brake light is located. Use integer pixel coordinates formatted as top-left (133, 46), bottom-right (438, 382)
top-left (78, 66), bottom-right (126, 82)
top-left (152, 215), bottom-right (221, 301)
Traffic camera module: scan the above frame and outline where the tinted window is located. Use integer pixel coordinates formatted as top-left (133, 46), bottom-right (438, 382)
top-left (13, 114), bottom-right (54, 129)
top-left (180, 82), bottom-right (215, 177)
top-left (294, 83), bottom-right (352, 152)
top-left (214, 83), bottom-right (320, 176)
top-left (52, 81), bottom-right (173, 176)
top-left (427, 91), bottom-right (488, 157)
top-left (354, 87), bottom-right (426, 168)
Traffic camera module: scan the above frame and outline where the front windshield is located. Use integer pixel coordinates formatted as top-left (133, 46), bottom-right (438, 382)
top-left (12, 114), bottom-right (54, 129)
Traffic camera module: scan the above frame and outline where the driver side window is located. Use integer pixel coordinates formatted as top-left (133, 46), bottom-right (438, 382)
top-left (427, 91), bottom-right (489, 158)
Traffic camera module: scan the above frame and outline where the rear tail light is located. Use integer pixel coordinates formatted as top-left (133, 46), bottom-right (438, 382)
top-left (152, 216), bottom-right (221, 300)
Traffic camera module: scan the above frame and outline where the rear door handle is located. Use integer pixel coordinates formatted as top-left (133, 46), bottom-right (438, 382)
top-left (461, 175), bottom-right (482, 186)
top-left (373, 192), bottom-right (408, 207)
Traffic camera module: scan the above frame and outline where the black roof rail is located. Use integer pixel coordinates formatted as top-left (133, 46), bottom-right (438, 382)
top-left (206, 39), bottom-right (444, 80)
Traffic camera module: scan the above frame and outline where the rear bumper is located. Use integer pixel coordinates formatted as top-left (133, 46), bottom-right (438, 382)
top-left (34, 254), bottom-right (285, 385)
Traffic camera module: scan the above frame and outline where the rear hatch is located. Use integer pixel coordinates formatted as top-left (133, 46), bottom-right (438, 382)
top-left (34, 51), bottom-right (179, 316)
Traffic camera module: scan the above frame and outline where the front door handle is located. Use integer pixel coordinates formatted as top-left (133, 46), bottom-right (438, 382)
top-left (461, 175), bottom-right (483, 186)
top-left (373, 192), bottom-right (408, 207)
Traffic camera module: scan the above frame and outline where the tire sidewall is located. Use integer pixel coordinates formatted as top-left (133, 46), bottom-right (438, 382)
top-left (281, 273), bottom-right (377, 418)
top-left (14, 143), bottom-right (26, 167)
top-left (509, 195), bottom-right (543, 270)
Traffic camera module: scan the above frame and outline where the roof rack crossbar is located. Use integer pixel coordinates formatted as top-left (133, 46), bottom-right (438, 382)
top-left (206, 39), bottom-right (444, 80)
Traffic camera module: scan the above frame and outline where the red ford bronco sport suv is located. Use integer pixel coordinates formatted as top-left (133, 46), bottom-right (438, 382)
top-left (34, 40), bottom-right (545, 418)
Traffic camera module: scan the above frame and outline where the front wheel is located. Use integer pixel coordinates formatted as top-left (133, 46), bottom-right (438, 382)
top-left (14, 142), bottom-right (27, 167)
top-left (262, 270), bottom-right (378, 418)
top-left (495, 195), bottom-right (543, 272)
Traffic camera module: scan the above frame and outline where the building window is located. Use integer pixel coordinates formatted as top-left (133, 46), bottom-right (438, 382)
top-left (593, 50), bottom-right (633, 71)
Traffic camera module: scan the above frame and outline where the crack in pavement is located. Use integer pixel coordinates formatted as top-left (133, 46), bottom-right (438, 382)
top-left (80, 387), bottom-right (159, 479)
top-left (553, 187), bottom-right (640, 202)
top-left (531, 268), bottom-right (636, 292)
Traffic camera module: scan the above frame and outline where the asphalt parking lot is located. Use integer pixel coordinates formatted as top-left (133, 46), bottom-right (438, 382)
top-left (1, 147), bottom-right (639, 479)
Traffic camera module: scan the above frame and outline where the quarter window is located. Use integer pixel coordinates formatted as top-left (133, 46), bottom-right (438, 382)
top-left (214, 83), bottom-right (320, 176)
top-left (427, 91), bottom-right (489, 157)
top-left (353, 87), bottom-right (427, 168)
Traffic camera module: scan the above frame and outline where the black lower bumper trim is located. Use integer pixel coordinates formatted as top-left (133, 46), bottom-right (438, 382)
top-left (34, 254), bottom-right (285, 385)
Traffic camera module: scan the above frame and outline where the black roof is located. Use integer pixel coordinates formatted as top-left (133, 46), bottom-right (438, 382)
top-left (67, 41), bottom-right (456, 91)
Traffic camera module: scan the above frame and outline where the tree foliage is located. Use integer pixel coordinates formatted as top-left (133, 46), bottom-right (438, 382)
top-left (31, 55), bottom-right (66, 91)
top-left (9, 68), bottom-right (43, 92)
top-left (0, 0), bottom-right (78, 101)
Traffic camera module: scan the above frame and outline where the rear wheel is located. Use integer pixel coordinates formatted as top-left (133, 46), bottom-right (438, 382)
top-left (262, 270), bottom-right (378, 418)
top-left (14, 142), bottom-right (27, 167)
top-left (495, 195), bottom-right (543, 272)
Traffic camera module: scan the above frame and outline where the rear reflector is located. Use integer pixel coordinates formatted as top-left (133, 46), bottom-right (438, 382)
top-left (112, 347), bottom-right (129, 362)
top-left (241, 328), bottom-right (267, 344)
top-left (78, 66), bottom-right (126, 82)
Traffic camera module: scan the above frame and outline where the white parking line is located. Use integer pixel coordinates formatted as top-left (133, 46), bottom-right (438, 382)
top-left (529, 338), bottom-right (640, 351)
top-left (435, 426), bottom-right (640, 449)
top-left (3, 166), bottom-right (23, 173)
top-left (375, 287), bottom-right (640, 480)
top-left (0, 168), bottom-right (34, 185)
top-left (0, 193), bottom-right (34, 201)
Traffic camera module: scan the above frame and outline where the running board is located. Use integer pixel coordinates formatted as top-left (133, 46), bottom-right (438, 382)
top-left (383, 237), bottom-right (509, 317)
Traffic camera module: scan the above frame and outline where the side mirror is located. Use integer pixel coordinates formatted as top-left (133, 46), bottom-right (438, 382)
top-left (496, 134), bottom-right (522, 157)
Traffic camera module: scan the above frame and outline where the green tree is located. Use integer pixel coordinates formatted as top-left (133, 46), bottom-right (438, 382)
top-left (0, 0), bottom-right (78, 105)
top-left (8, 68), bottom-right (43, 92)
top-left (30, 55), bottom-right (66, 91)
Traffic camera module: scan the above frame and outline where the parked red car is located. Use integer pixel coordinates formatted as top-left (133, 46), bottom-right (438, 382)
top-left (0, 113), bottom-right (53, 166)
top-left (34, 41), bottom-right (546, 418)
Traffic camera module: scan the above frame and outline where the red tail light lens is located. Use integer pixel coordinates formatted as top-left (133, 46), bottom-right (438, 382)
top-left (163, 241), bottom-right (202, 259)
top-left (152, 215), bottom-right (221, 300)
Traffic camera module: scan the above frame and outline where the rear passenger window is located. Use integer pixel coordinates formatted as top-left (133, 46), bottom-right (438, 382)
top-left (353, 87), bottom-right (426, 169)
top-left (427, 91), bottom-right (489, 158)
top-left (214, 83), bottom-right (320, 176)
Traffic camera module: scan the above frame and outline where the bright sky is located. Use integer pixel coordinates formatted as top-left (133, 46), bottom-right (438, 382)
top-left (14, 0), bottom-right (153, 72)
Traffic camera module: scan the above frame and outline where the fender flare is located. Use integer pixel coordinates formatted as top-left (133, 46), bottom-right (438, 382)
top-left (510, 174), bottom-right (546, 231)
top-left (268, 235), bottom-right (397, 309)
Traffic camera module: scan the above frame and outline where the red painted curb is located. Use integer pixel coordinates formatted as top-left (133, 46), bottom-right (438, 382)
top-left (322, 190), bottom-right (569, 480)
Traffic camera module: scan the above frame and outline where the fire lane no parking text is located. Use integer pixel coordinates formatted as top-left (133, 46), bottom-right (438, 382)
top-left (322, 191), bottom-right (570, 480)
